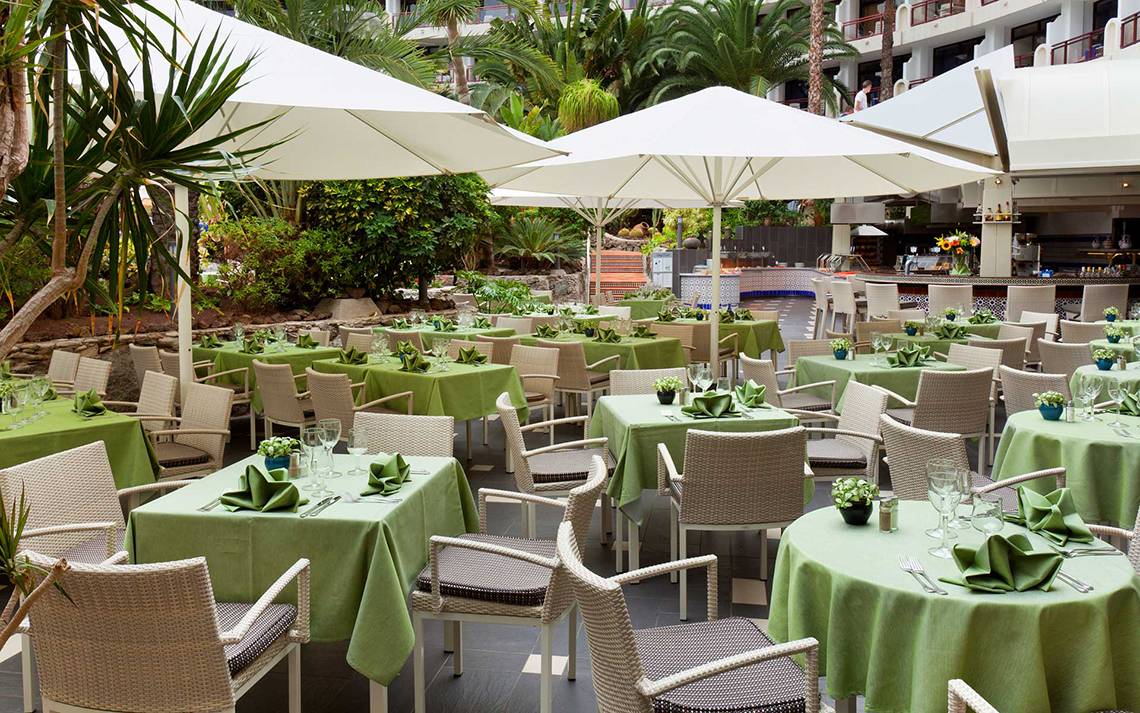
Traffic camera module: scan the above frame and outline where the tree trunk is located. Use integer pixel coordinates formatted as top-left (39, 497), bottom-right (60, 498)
top-left (49, 31), bottom-right (67, 272)
top-left (447, 19), bottom-right (470, 105)
top-left (0, 56), bottom-right (29, 196)
top-left (418, 274), bottom-right (430, 306)
top-left (807, 0), bottom-right (825, 114)
top-left (879, 0), bottom-right (896, 102)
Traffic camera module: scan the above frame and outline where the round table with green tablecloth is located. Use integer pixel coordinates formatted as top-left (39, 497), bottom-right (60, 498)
top-left (1086, 319), bottom-right (1140, 336)
top-left (768, 502), bottom-right (1140, 713)
top-left (793, 353), bottom-right (966, 412)
top-left (1069, 362), bottom-right (1140, 397)
top-left (518, 332), bottom-right (686, 371)
top-left (992, 410), bottom-right (1140, 528)
top-left (192, 341), bottom-right (343, 410)
top-left (1089, 338), bottom-right (1139, 362)
top-left (621, 298), bottom-right (671, 320)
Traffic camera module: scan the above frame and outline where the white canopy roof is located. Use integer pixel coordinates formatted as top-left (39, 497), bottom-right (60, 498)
top-left (489, 189), bottom-right (728, 213)
top-left (485, 86), bottom-right (993, 203)
top-left (104, 0), bottom-right (559, 180)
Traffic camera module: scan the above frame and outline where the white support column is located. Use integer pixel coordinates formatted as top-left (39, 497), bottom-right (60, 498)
top-left (710, 204), bottom-right (722, 371)
top-left (594, 223), bottom-right (604, 304)
top-left (979, 174), bottom-right (1014, 278)
top-left (832, 224), bottom-right (852, 254)
top-left (174, 185), bottom-right (194, 398)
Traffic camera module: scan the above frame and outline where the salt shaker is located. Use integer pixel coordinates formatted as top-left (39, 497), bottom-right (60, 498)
top-left (1065, 400), bottom-right (1075, 423)
top-left (879, 495), bottom-right (898, 533)
top-left (288, 452), bottom-right (300, 480)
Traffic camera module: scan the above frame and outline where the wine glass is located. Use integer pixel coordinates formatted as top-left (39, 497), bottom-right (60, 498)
top-left (433, 338), bottom-right (451, 371)
top-left (346, 427), bottom-right (369, 477)
top-left (273, 325), bottom-right (287, 349)
top-left (232, 322), bottom-right (245, 343)
top-left (1081, 375), bottom-right (1103, 421)
top-left (318, 418), bottom-right (342, 479)
top-left (370, 335), bottom-right (388, 362)
top-left (687, 363), bottom-right (703, 398)
top-left (411, 309), bottom-right (426, 325)
top-left (8, 384), bottom-right (26, 428)
top-left (970, 493), bottom-right (1004, 536)
top-left (927, 466), bottom-right (963, 558)
top-left (716, 376), bottom-right (730, 393)
top-left (301, 427), bottom-right (329, 495)
top-left (924, 458), bottom-right (960, 541)
top-left (947, 466), bottom-right (972, 530)
top-left (1107, 383), bottom-right (1125, 428)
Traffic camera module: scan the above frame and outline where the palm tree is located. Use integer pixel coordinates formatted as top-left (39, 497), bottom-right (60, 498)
top-left (807, 0), bottom-right (824, 114)
top-left (642, 0), bottom-right (856, 109)
top-left (880, 0), bottom-right (895, 101)
top-left (416, 0), bottom-right (480, 103)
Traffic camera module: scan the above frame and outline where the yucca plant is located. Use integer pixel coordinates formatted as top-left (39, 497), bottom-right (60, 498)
top-left (496, 215), bottom-right (585, 269)
top-left (557, 78), bottom-right (619, 133)
top-left (0, 489), bottom-right (69, 649)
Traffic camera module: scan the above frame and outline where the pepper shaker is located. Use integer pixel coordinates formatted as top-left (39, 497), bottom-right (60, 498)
top-left (288, 452), bottom-right (300, 480)
top-left (879, 495), bottom-right (898, 533)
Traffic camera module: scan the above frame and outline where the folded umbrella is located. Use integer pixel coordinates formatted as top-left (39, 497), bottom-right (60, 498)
top-left (221, 464), bottom-right (308, 512)
top-left (939, 533), bottom-right (1062, 593)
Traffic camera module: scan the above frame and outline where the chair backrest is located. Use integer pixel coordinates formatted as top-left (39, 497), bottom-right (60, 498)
top-left (970, 334), bottom-right (1028, 369)
top-left (339, 325), bottom-right (372, 347)
top-left (510, 344), bottom-right (560, 401)
top-left (0, 442), bottom-right (124, 556)
top-left (849, 275), bottom-right (867, 294)
top-left (531, 289), bottom-right (554, 302)
top-left (24, 552), bottom-right (236, 712)
top-left (158, 350), bottom-right (181, 377)
top-left (836, 381), bottom-right (889, 461)
top-left (497, 392), bottom-right (539, 492)
top-left (609, 367), bottom-right (686, 396)
top-left (911, 368), bottom-right (995, 435)
top-left (530, 314), bottom-right (562, 330)
top-left (300, 328), bottom-right (330, 346)
top-left (177, 382), bottom-right (233, 464)
top-left (136, 371), bottom-right (179, 431)
top-left (928, 284), bottom-right (973, 316)
top-left (679, 427), bottom-right (807, 526)
top-left (1080, 284), bottom-right (1130, 322)
top-left (128, 344), bottom-right (163, 386)
top-left (597, 305), bottom-right (631, 321)
top-left (810, 278), bottom-right (830, 313)
top-left (497, 316), bottom-right (535, 335)
top-left (450, 292), bottom-right (476, 308)
top-left (1020, 310), bottom-right (1059, 339)
top-left (344, 332), bottom-right (375, 353)
top-left (787, 339), bottom-right (833, 365)
top-left (1059, 319), bottom-right (1107, 343)
top-left (999, 366), bottom-right (1070, 416)
top-left (1128, 506), bottom-right (1140, 574)
top-left (879, 415), bottom-right (970, 500)
top-left (476, 312), bottom-right (509, 326)
top-left (534, 339), bottom-right (590, 391)
top-left (946, 343), bottom-right (1002, 378)
top-left (830, 280), bottom-right (857, 316)
top-left (887, 308), bottom-right (926, 322)
top-left (254, 360), bottom-right (307, 423)
top-left (305, 368), bottom-right (357, 431)
top-left (687, 291), bottom-right (700, 309)
top-left (352, 412), bottom-right (455, 457)
top-left (650, 322), bottom-right (696, 361)
top-left (385, 329), bottom-right (425, 353)
top-left (855, 319), bottom-right (902, 345)
top-left (472, 334), bottom-right (519, 364)
top-left (738, 355), bottom-right (783, 407)
top-left (1038, 340), bottom-right (1091, 380)
top-left (555, 521), bottom-right (649, 713)
top-left (864, 282), bottom-right (900, 318)
top-left (72, 357), bottom-right (112, 396)
top-left (750, 310), bottom-right (779, 322)
top-left (1005, 285), bottom-right (1055, 322)
top-left (46, 350), bottom-right (80, 384)
top-left (446, 339), bottom-right (492, 359)
top-left (1006, 320), bottom-right (1047, 362)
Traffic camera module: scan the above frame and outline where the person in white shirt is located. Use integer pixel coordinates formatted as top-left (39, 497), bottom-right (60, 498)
top-left (853, 79), bottom-right (873, 112)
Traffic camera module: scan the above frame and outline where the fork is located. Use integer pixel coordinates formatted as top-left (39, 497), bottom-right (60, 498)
top-left (903, 556), bottom-right (949, 595)
top-left (197, 497), bottom-right (222, 512)
top-left (897, 556), bottom-right (936, 594)
top-left (1046, 542), bottom-right (1122, 558)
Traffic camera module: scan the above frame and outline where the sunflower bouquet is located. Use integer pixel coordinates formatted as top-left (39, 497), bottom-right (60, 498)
top-left (935, 230), bottom-right (980, 276)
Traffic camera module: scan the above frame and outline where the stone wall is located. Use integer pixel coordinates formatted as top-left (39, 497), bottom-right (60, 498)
top-left (494, 270), bottom-right (585, 301)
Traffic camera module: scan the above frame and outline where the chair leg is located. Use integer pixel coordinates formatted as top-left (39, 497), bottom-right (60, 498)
top-left (21, 633), bottom-right (34, 713)
top-left (465, 421), bottom-right (472, 462)
top-left (679, 526), bottom-right (689, 620)
top-left (452, 622), bottom-right (463, 676)
top-left (600, 493), bottom-right (612, 546)
top-left (527, 502), bottom-right (536, 539)
top-left (265, 417), bottom-right (272, 439)
top-left (288, 645), bottom-right (301, 713)
top-left (413, 613), bottom-right (426, 713)
top-left (566, 606), bottom-right (577, 681)
top-left (629, 517), bottom-right (640, 573)
top-left (539, 625), bottom-right (553, 713)
top-left (669, 502), bottom-right (678, 583)
top-left (614, 507), bottom-right (623, 572)
top-left (548, 404), bottom-right (555, 446)
top-left (760, 530), bottom-right (769, 581)
top-left (443, 620), bottom-right (454, 653)
top-left (249, 409), bottom-right (257, 451)
top-left (482, 415), bottom-right (489, 446)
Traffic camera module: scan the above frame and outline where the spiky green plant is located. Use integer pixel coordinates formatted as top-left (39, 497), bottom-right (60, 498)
top-left (557, 79), bottom-right (619, 133)
top-left (496, 215), bottom-right (585, 268)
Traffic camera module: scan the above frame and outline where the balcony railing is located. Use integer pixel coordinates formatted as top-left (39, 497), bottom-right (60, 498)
top-left (980, 0), bottom-right (998, 5)
top-left (843, 13), bottom-right (883, 40)
top-left (1050, 28), bottom-right (1105, 64)
top-left (910, 0), bottom-right (965, 26)
top-left (1014, 52), bottom-right (1034, 68)
top-left (781, 97), bottom-right (809, 110)
top-left (908, 76), bottom-right (932, 86)
top-left (1123, 11), bottom-right (1140, 49)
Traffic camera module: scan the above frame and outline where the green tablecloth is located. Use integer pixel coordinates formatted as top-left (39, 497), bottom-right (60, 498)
top-left (127, 454), bottom-right (478, 686)
top-left (387, 326), bottom-right (514, 348)
top-left (192, 342), bottom-right (343, 410)
top-left (0, 399), bottom-right (158, 488)
top-left (887, 332), bottom-right (969, 357)
top-left (1069, 362), bottom-right (1140, 395)
top-left (1089, 339), bottom-right (1138, 362)
top-left (992, 410), bottom-right (1140, 528)
top-left (621, 298), bottom-right (671, 320)
top-left (768, 502), bottom-right (1140, 713)
top-left (312, 357), bottom-right (527, 421)
top-left (665, 318), bottom-right (786, 358)
top-left (794, 354), bottom-right (966, 412)
top-left (960, 322), bottom-right (1003, 339)
top-left (588, 394), bottom-right (802, 513)
top-left (1088, 319), bottom-right (1140, 336)
top-left (519, 332), bottom-right (686, 371)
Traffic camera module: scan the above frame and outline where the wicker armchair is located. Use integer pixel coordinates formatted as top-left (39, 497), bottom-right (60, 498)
top-left (352, 412), bottom-right (455, 457)
top-left (1060, 319), bottom-right (1105, 343)
top-left (57, 357), bottom-right (111, 397)
top-left (556, 520), bottom-right (821, 713)
top-left (795, 381), bottom-right (887, 484)
top-left (1005, 285), bottom-right (1055, 323)
top-left (1078, 284), bottom-right (1130, 322)
top-left (998, 366), bottom-right (1071, 416)
top-left (44, 350), bottom-right (80, 389)
top-left (127, 344), bottom-right (163, 386)
top-left (855, 319), bottom-right (902, 351)
top-left (497, 316), bottom-right (535, 335)
top-left (650, 322), bottom-right (697, 362)
top-left (160, 349), bottom-right (256, 449)
top-left (384, 329), bottom-right (425, 353)
top-left (785, 339), bottom-right (834, 387)
top-left (887, 308), bottom-right (926, 322)
top-left (300, 328), bottom-right (330, 346)
top-left (660, 427), bottom-right (808, 616)
top-left (535, 339), bottom-right (617, 418)
top-left (23, 551), bottom-right (309, 713)
top-left (445, 339), bottom-right (492, 359)
top-left (145, 381), bottom-right (233, 480)
top-left (947, 679), bottom-right (999, 713)
top-left (830, 280), bottom-right (860, 332)
top-left (511, 344), bottom-right (560, 424)
top-left (103, 370), bottom-right (178, 432)
top-left (871, 368), bottom-right (994, 475)
top-left (473, 333), bottom-right (520, 364)
top-left (739, 354), bottom-right (835, 413)
top-left (1020, 311), bottom-right (1059, 340)
top-left (497, 392), bottom-right (614, 539)
top-left (610, 367), bottom-right (687, 396)
top-left (1010, 320), bottom-right (1049, 366)
top-left (929, 285), bottom-right (973, 317)
top-left (1088, 506), bottom-right (1139, 574)
top-left (343, 331), bottom-right (376, 353)
top-left (865, 282), bottom-right (901, 318)
top-left (304, 367), bottom-right (413, 440)
top-left (253, 360), bottom-right (315, 439)
top-left (410, 461), bottom-right (607, 713)
top-left (810, 279), bottom-right (831, 338)
top-left (1039, 340), bottom-right (1091, 380)
top-left (690, 323), bottom-right (739, 381)
top-left (750, 309), bottom-right (779, 322)
top-left (337, 325), bottom-right (372, 347)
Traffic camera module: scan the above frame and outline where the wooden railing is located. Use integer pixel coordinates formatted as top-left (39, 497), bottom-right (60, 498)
top-left (908, 76), bottom-right (932, 87)
top-left (1050, 28), bottom-right (1105, 64)
top-left (1014, 52), bottom-right (1034, 68)
top-left (843, 13), bottom-right (884, 40)
top-left (1122, 11), bottom-right (1140, 49)
top-left (910, 0), bottom-right (965, 26)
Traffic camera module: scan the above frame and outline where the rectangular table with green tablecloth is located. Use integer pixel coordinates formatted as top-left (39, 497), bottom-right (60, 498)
top-left (519, 332), bottom-right (686, 371)
top-left (0, 399), bottom-right (158, 488)
top-left (794, 353), bottom-right (966, 412)
top-left (387, 326), bottom-right (514, 348)
top-left (620, 298), bottom-right (671, 320)
top-left (662, 318), bottom-right (785, 359)
top-left (311, 357), bottom-right (527, 421)
top-left (192, 341), bottom-right (342, 410)
top-left (127, 453), bottom-right (478, 688)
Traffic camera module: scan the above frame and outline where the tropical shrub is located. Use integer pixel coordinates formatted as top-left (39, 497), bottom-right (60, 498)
top-left (0, 237), bottom-right (51, 316)
top-left (558, 79), bottom-right (620, 133)
top-left (496, 214), bottom-right (585, 268)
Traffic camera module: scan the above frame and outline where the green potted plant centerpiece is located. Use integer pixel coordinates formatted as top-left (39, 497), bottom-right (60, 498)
top-left (832, 477), bottom-right (879, 526)
top-left (1105, 323), bottom-right (1125, 344)
top-left (1093, 348), bottom-right (1116, 371)
top-left (830, 337), bottom-right (853, 360)
top-left (903, 320), bottom-right (922, 337)
top-left (1104, 306), bottom-right (1120, 322)
top-left (941, 306), bottom-right (961, 322)
top-left (258, 436), bottom-right (300, 471)
top-left (1034, 391), bottom-right (1066, 421)
top-left (653, 376), bottom-right (684, 405)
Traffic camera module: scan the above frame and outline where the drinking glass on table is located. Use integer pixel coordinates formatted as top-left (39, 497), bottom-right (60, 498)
top-left (927, 466), bottom-right (963, 559)
top-left (273, 325), bottom-right (287, 349)
top-left (970, 493), bottom-right (1004, 536)
top-left (1107, 384), bottom-right (1125, 428)
top-left (301, 427), bottom-right (329, 495)
top-left (370, 335), bottom-right (388, 363)
top-left (947, 466), bottom-right (972, 529)
top-left (346, 427), bottom-right (369, 477)
top-left (318, 418), bottom-right (342, 478)
top-left (716, 376), bottom-right (730, 393)
top-left (924, 458), bottom-right (960, 541)
top-left (232, 322), bottom-right (245, 343)
top-left (8, 384), bottom-right (26, 428)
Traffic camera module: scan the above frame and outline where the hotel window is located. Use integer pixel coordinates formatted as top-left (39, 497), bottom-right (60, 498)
top-left (933, 37), bottom-right (982, 76)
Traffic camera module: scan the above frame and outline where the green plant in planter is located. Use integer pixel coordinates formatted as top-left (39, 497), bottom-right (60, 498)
top-left (1104, 324), bottom-right (1126, 342)
top-left (1104, 306), bottom-right (1120, 321)
top-left (0, 490), bottom-right (70, 648)
top-left (941, 306), bottom-right (962, 321)
top-left (830, 337), bottom-right (853, 354)
top-left (1033, 391), bottom-right (1065, 408)
top-left (653, 377), bottom-right (684, 393)
top-left (903, 320), bottom-right (923, 335)
top-left (1093, 348), bottom-right (1117, 370)
top-left (258, 437), bottom-right (300, 459)
top-left (832, 477), bottom-right (879, 510)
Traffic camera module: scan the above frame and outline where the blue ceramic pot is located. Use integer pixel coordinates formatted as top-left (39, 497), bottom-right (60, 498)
top-left (583, 327), bottom-right (596, 338)
top-left (945, 314), bottom-right (956, 321)
top-left (1096, 358), bottom-right (1114, 371)
top-left (1108, 335), bottom-right (1121, 344)
top-left (1038, 404), bottom-right (1064, 421)
top-left (264, 455), bottom-right (290, 472)
top-left (833, 349), bottom-right (848, 361)
top-left (905, 327), bottom-right (918, 336)
top-left (1106, 314), bottom-right (1117, 322)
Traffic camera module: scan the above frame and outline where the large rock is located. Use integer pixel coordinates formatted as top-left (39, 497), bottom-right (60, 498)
top-left (311, 298), bottom-right (380, 321)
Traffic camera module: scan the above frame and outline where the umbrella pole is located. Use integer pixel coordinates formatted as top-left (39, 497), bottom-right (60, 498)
top-left (175, 185), bottom-right (194, 401)
top-left (710, 204), bottom-right (721, 374)
top-left (594, 222), bottom-right (604, 304)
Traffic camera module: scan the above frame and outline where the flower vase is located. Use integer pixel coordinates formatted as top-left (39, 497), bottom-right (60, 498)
top-left (1038, 404), bottom-right (1064, 421)
top-left (950, 254), bottom-right (972, 276)
top-left (1106, 314), bottom-right (1117, 322)
top-left (1096, 358), bottom-right (1114, 371)
top-left (264, 456), bottom-right (290, 472)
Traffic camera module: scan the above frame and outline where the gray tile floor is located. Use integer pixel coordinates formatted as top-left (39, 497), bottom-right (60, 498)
top-left (3, 297), bottom-right (909, 713)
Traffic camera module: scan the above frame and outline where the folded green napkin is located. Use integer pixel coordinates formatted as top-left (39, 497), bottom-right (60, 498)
top-left (968, 309), bottom-right (998, 325)
top-left (296, 333), bottom-right (318, 349)
top-left (656, 309), bottom-right (676, 322)
top-left (41, 384), bottom-right (57, 401)
top-left (734, 379), bottom-right (769, 408)
top-left (221, 464), bottom-right (308, 513)
top-left (1118, 387), bottom-right (1140, 416)
top-left (72, 389), bottom-right (106, 419)
top-left (361, 452), bottom-right (412, 496)
top-left (735, 307), bottom-right (754, 320)
top-left (455, 346), bottom-right (487, 365)
top-left (631, 325), bottom-right (656, 339)
top-left (432, 318), bottom-right (458, 332)
top-left (681, 391), bottom-right (740, 419)
top-left (472, 316), bottom-right (492, 328)
top-left (934, 323), bottom-right (968, 340)
top-left (680, 307), bottom-right (706, 320)
top-left (593, 328), bottom-right (621, 343)
top-left (718, 308), bottom-right (736, 324)
top-left (395, 340), bottom-right (419, 357)
top-left (581, 305), bottom-right (599, 315)
top-left (939, 533), bottom-right (1062, 593)
top-left (240, 337), bottom-right (265, 354)
top-left (887, 344), bottom-right (931, 367)
top-left (1004, 487), bottom-right (1094, 546)
top-left (391, 318), bottom-right (412, 330)
top-left (398, 352), bottom-right (431, 373)
top-left (572, 320), bottom-right (594, 335)
top-left (534, 324), bottom-right (560, 339)
top-left (338, 347), bottom-right (367, 365)
top-left (198, 334), bottom-right (223, 349)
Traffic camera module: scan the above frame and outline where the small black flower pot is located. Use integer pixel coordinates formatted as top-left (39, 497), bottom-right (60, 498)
top-left (584, 328), bottom-right (596, 338)
top-left (839, 502), bottom-right (873, 526)
top-left (657, 390), bottom-right (676, 405)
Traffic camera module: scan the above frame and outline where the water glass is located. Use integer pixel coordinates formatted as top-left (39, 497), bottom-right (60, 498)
top-left (970, 493), bottom-right (1004, 536)
top-left (301, 427), bottom-right (330, 495)
top-left (232, 322), bottom-right (245, 343)
top-left (927, 465), bottom-right (963, 559)
top-left (716, 376), bottom-right (730, 393)
top-left (947, 466), bottom-right (972, 529)
top-left (1107, 384), bottom-right (1125, 427)
top-left (346, 427), bottom-right (369, 477)
top-left (318, 418), bottom-right (342, 479)
top-left (924, 458), bottom-right (960, 542)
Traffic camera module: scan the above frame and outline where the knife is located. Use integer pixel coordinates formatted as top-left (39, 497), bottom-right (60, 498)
top-left (299, 496), bottom-right (337, 518)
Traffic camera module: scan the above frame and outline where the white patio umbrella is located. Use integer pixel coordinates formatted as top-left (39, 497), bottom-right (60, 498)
top-left (104, 0), bottom-right (561, 387)
top-left (486, 86), bottom-right (994, 367)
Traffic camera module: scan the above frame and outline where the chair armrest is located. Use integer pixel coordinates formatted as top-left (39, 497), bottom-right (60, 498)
top-left (425, 535), bottom-right (559, 611)
top-left (585, 354), bottom-right (622, 371)
top-left (718, 333), bottom-right (738, 348)
top-left (779, 380), bottom-right (836, 396)
top-left (775, 367), bottom-right (795, 376)
top-left (871, 385), bottom-right (915, 408)
top-left (103, 551), bottom-right (129, 565)
top-left (679, 344), bottom-right (696, 355)
top-left (973, 467), bottom-right (1065, 493)
top-left (478, 489), bottom-right (564, 533)
top-left (23, 522), bottom-right (120, 560)
top-left (147, 428), bottom-right (231, 439)
top-left (101, 400), bottom-right (140, 409)
top-left (133, 415), bottom-right (182, 424)
top-left (521, 437), bottom-right (607, 459)
top-left (219, 558), bottom-right (311, 645)
top-left (520, 415), bottom-right (590, 432)
top-left (198, 367), bottom-right (249, 382)
top-left (1087, 524), bottom-right (1134, 541)
top-left (656, 443), bottom-right (681, 497)
top-left (357, 391), bottom-right (414, 415)
top-left (783, 409), bottom-right (839, 422)
top-left (118, 480), bottom-right (196, 502)
top-left (637, 636), bottom-right (819, 699)
top-left (518, 373), bottom-right (560, 382)
top-left (947, 679), bottom-right (1000, 713)
top-left (801, 427), bottom-right (883, 444)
